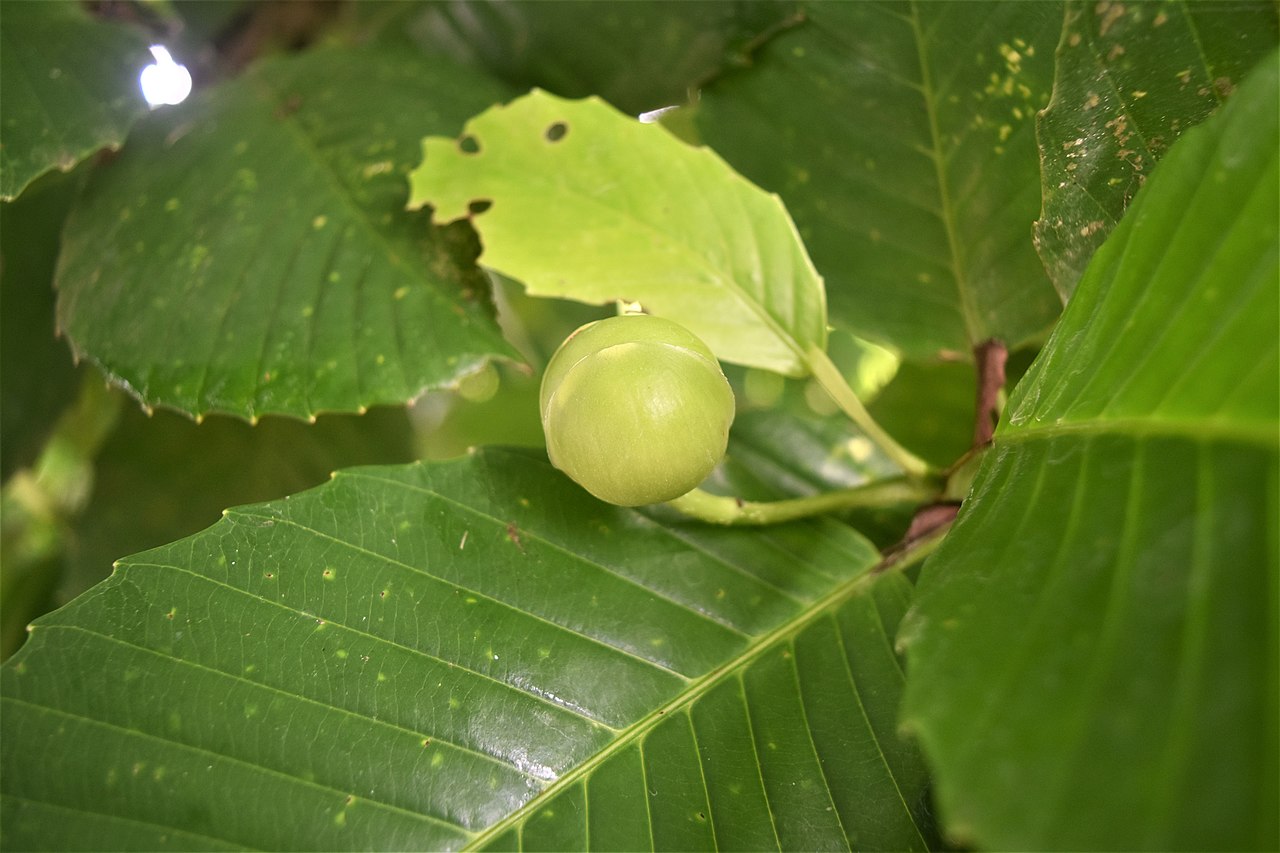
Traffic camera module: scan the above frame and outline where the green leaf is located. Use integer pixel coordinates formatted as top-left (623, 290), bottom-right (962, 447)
top-left (408, 90), bottom-right (827, 377)
top-left (721, 408), bottom-right (898, 500)
top-left (900, 51), bottom-right (1279, 850)
top-left (0, 168), bottom-right (83, 481)
top-left (364, 0), bottom-right (803, 115)
top-left (1035, 0), bottom-right (1278, 299)
top-left (58, 402), bottom-right (417, 609)
top-left (717, 406), bottom-right (918, 550)
top-left (55, 44), bottom-right (520, 421)
top-left (693, 1), bottom-right (1064, 358)
top-left (0, 1), bottom-right (151, 201)
top-left (867, 359), bottom-right (976, 470)
top-left (2, 449), bottom-right (935, 851)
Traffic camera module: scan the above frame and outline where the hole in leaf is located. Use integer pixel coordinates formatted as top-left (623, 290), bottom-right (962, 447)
top-left (468, 199), bottom-right (493, 215)
top-left (459, 135), bottom-right (480, 154)
top-left (545, 121), bottom-right (568, 142)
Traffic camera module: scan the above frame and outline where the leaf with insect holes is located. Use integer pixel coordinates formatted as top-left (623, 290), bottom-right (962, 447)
top-left (408, 89), bottom-right (828, 378)
top-left (55, 44), bottom-right (520, 422)
top-left (1034, 0), bottom-right (1278, 299)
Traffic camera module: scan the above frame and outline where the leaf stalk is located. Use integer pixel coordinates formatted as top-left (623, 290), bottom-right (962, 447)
top-left (804, 346), bottom-right (932, 478)
top-left (666, 475), bottom-right (943, 526)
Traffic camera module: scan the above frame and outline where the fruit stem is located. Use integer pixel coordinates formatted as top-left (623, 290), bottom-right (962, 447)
top-left (666, 475), bottom-right (943, 526)
top-left (804, 346), bottom-right (932, 479)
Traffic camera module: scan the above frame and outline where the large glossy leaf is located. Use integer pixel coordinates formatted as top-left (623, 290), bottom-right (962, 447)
top-left (2, 449), bottom-right (935, 850)
top-left (1035, 0), bottom-right (1278, 298)
top-left (55, 44), bottom-right (519, 421)
top-left (0, 1), bottom-right (151, 200)
top-left (693, 1), bottom-right (1064, 358)
top-left (900, 52), bottom-right (1278, 850)
top-left (365, 0), bottom-right (802, 115)
top-left (408, 90), bottom-right (827, 377)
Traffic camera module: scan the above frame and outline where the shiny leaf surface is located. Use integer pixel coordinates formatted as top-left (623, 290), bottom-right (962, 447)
top-left (0, 1), bottom-right (151, 200)
top-left (901, 53), bottom-right (1279, 850)
top-left (1035, 0), bottom-right (1278, 298)
top-left (56, 44), bottom-right (519, 421)
top-left (694, 1), bottom-right (1064, 358)
top-left (3, 449), bottom-right (935, 850)
top-left (408, 90), bottom-right (827, 377)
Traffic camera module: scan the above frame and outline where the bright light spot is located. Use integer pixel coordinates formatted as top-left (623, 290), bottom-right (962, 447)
top-left (638, 105), bottom-right (679, 124)
top-left (140, 45), bottom-right (192, 107)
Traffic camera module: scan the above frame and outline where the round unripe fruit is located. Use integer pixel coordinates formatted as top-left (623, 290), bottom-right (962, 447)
top-left (540, 315), bottom-right (735, 506)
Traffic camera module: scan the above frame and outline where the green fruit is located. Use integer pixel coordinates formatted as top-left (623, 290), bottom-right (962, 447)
top-left (540, 314), bottom-right (735, 506)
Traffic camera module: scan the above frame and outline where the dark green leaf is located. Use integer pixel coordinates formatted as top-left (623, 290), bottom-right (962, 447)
top-left (721, 408), bottom-right (898, 500)
top-left (0, 168), bottom-right (83, 481)
top-left (166, 1), bottom-right (250, 50)
top-left (695, 1), bottom-right (1064, 358)
top-left (1035, 0), bottom-right (1278, 298)
top-left (867, 360), bottom-right (975, 470)
top-left (362, 0), bottom-right (802, 115)
top-left (901, 52), bottom-right (1279, 850)
top-left (3, 449), bottom-right (935, 851)
top-left (409, 90), bottom-right (828, 377)
top-left (56, 44), bottom-right (520, 421)
top-left (0, 1), bottom-right (151, 200)
top-left (59, 402), bottom-right (417, 609)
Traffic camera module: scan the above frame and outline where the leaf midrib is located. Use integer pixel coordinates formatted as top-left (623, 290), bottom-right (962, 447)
top-left (908, 0), bottom-right (982, 347)
top-left (515, 144), bottom-right (811, 367)
top-left (464, 562), bottom-right (901, 850)
top-left (999, 415), bottom-right (1278, 450)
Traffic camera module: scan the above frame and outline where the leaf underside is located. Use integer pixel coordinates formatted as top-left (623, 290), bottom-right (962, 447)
top-left (1034, 0), bottom-right (1279, 299)
top-left (902, 51), bottom-right (1279, 851)
top-left (408, 90), bottom-right (828, 378)
top-left (2, 449), bottom-right (936, 851)
top-left (54, 45), bottom-right (519, 422)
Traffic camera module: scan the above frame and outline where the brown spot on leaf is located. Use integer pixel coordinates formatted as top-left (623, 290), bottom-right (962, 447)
top-left (274, 94), bottom-right (302, 119)
top-left (506, 523), bottom-right (525, 554)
